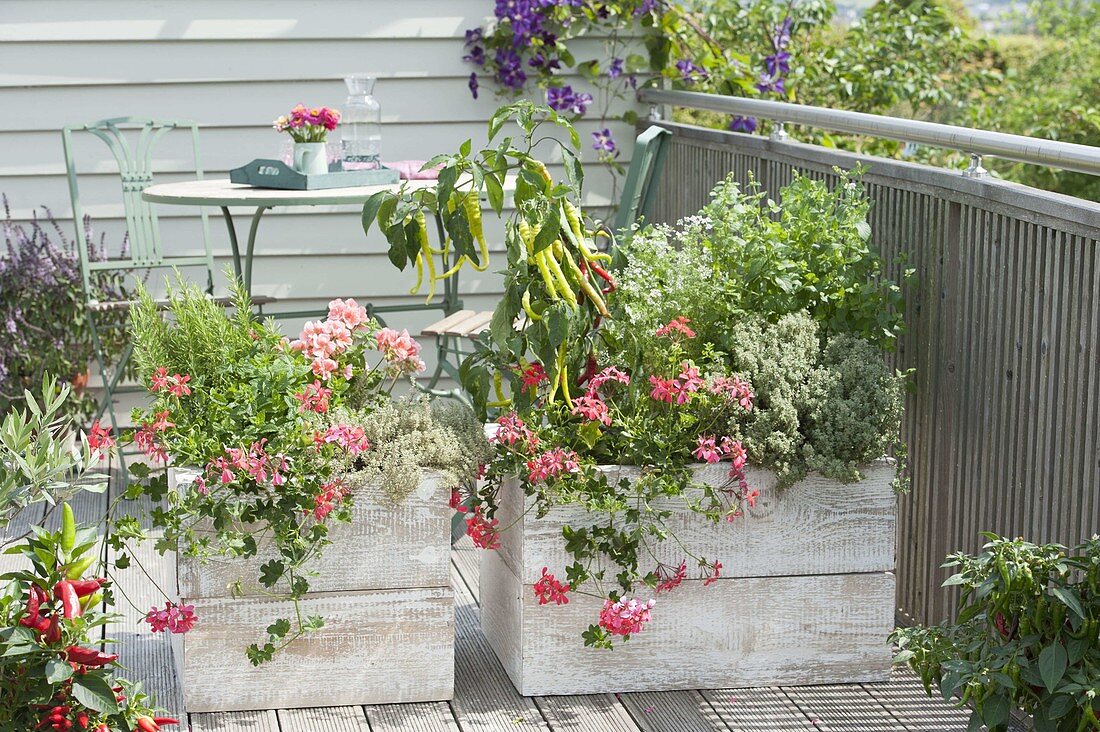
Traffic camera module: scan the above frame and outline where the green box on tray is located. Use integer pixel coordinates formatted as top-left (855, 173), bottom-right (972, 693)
top-left (229, 159), bottom-right (400, 190)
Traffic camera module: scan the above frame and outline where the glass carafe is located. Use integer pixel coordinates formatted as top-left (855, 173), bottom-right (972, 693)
top-left (342, 75), bottom-right (382, 170)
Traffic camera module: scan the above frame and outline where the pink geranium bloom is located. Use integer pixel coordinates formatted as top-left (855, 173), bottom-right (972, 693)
top-left (86, 420), bottom-right (115, 458)
top-left (145, 601), bottom-right (197, 634)
top-left (571, 391), bottom-right (612, 426)
top-left (465, 507), bottom-right (501, 550)
top-left (692, 435), bottom-right (723, 464)
top-left (649, 375), bottom-right (676, 404)
top-left (533, 567), bottom-right (571, 605)
top-left (589, 366), bottom-right (631, 390)
top-left (598, 597), bottom-right (655, 637)
top-left (312, 357), bottom-right (339, 380)
top-left (655, 315), bottom-right (696, 339)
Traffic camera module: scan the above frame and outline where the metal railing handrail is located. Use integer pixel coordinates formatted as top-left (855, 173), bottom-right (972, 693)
top-left (637, 88), bottom-right (1100, 178)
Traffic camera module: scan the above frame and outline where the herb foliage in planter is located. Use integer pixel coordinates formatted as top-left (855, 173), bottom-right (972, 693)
top-left (118, 276), bottom-right (488, 679)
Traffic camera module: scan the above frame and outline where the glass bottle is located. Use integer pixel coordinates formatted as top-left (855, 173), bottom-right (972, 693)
top-left (342, 75), bottom-right (382, 170)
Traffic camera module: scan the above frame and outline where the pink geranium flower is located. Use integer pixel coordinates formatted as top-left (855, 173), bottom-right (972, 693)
top-left (145, 601), bottom-right (197, 634)
top-left (571, 391), bottom-right (611, 426)
top-left (598, 597), bottom-right (655, 637)
top-left (655, 315), bottom-right (696, 339)
top-left (534, 567), bottom-right (571, 605)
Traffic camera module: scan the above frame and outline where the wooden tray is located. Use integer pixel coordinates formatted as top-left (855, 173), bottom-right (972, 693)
top-left (229, 159), bottom-right (400, 190)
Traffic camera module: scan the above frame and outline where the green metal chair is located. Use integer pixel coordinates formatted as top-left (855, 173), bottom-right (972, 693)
top-left (612, 125), bottom-right (672, 234)
top-left (61, 118), bottom-right (271, 444)
top-left (421, 125), bottom-right (674, 403)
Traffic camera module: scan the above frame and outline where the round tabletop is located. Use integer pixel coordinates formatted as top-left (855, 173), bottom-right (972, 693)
top-left (141, 178), bottom-right (437, 207)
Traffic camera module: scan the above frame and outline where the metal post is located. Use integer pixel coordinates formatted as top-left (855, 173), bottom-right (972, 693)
top-left (770, 122), bottom-right (789, 142)
top-left (963, 153), bottom-right (989, 179)
top-left (648, 104), bottom-right (662, 122)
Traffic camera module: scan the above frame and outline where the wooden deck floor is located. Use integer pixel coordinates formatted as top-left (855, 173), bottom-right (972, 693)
top-left (4, 474), bottom-right (1027, 731)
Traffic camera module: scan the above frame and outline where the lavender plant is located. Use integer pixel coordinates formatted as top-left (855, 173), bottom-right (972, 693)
top-left (0, 197), bottom-right (131, 421)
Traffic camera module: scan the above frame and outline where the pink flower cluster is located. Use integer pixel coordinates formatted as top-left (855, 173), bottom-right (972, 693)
top-left (491, 412), bottom-right (539, 449)
top-left (649, 362), bottom-right (705, 405)
top-left (692, 434), bottom-right (745, 465)
top-left (134, 410), bottom-right (173, 463)
top-left (533, 567), bottom-right (571, 605)
top-left (571, 392), bottom-right (611, 426)
top-left (144, 601), bottom-right (197, 634)
top-left (294, 380), bottom-right (332, 414)
top-left (466, 507), bottom-right (501, 549)
top-left (150, 367), bottom-right (191, 397)
top-left (598, 597), bottom-right (655, 637)
top-left (311, 479), bottom-right (349, 521)
top-left (318, 423), bottom-right (371, 456)
top-left (290, 298), bottom-right (369, 381)
top-left (376, 327), bottom-right (426, 376)
top-left (710, 375), bottom-right (755, 411)
top-left (526, 448), bottom-right (580, 484)
top-left (655, 315), bottom-right (696, 339)
top-left (703, 560), bottom-right (723, 586)
top-left (86, 420), bottom-right (114, 459)
top-left (570, 365), bottom-right (630, 427)
top-left (209, 440), bottom-right (290, 487)
top-left (273, 104), bottom-right (341, 133)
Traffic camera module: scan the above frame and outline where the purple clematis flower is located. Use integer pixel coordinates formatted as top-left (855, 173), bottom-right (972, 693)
top-left (464, 45), bottom-right (486, 66)
top-left (468, 73), bottom-right (480, 99)
top-left (547, 85), bottom-right (593, 115)
top-left (764, 51), bottom-right (790, 78)
top-left (635, 0), bottom-right (660, 16)
top-left (607, 57), bottom-right (624, 79)
top-left (728, 116), bottom-right (757, 134)
top-left (675, 59), bottom-right (707, 85)
top-left (756, 73), bottom-right (786, 96)
top-left (591, 128), bottom-right (617, 153)
top-left (495, 48), bottom-right (528, 90)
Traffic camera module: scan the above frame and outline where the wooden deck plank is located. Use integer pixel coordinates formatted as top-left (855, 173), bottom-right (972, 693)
top-left (278, 706), bottom-right (372, 731)
top-left (449, 562), bottom-right (551, 731)
top-left (700, 687), bottom-right (817, 731)
top-left (366, 701), bottom-right (461, 731)
top-left (451, 533), bottom-right (479, 598)
top-left (106, 469), bottom-right (186, 719)
top-left (780, 685), bottom-right (905, 731)
top-left (618, 690), bottom-right (731, 732)
top-left (189, 710), bottom-right (281, 731)
top-left (534, 694), bottom-right (641, 731)
top-left (861, 670), bottom-right (970, 732)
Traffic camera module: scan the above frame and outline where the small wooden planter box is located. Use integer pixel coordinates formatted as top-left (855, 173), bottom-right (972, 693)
top-left (168, 468), bottom-right (454, 712)
top-left (480, 461), bottom-right (897, 696)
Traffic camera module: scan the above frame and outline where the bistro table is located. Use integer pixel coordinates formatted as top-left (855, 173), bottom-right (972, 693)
top-left (141, 178), bottom-right (451, 322)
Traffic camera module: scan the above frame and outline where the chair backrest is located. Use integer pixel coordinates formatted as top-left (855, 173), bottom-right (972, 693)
top-left (612, 125), bottom-right (672, 234)
top-left (61, 117), bottom-right (215, 300)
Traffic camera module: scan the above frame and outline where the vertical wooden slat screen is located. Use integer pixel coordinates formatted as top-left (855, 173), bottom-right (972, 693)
top-left (643, 121), bottom-right (1100, 626)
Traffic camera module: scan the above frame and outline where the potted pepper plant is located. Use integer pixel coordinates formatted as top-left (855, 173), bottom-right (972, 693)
top-left (366, 104), bottom-right (908, 695)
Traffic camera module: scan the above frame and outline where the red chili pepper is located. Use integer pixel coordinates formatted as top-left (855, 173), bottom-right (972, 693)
top-left (136, 717), bottom-right (178, 732)
top-left (154, 720), bottom-right (179, 728)
top-left (45, 615), bottom-right (62, 644)
top-left (53, 581), bottom-right (82, 619)
top-left (68, 579), bottom-right (105, 598)
top-left (577, 353), bottom-right (598, 387)
top-left (589, 262), bottom-right (615, 287)
top-left (19, 585), bottom-right (46, 628)
top-left (64, 646), bottom-right (117, 667)
top-left (75, 712), bottom-right (89, 730)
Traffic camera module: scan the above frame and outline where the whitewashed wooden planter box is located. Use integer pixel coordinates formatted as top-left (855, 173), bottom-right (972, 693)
top-left (480, 461), bottom-right (897, 696)
top-left (168, 468), bottom-right (454, 712)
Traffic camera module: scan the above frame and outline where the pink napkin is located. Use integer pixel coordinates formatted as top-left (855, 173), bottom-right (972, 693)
top-left (386, 160), bottom-right (441, 180)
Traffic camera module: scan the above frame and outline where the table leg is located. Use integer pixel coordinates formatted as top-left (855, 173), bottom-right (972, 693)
top-left (219, 206), bottom-right (243, 280)
top-left (244, 206), bottom-right (269, 296)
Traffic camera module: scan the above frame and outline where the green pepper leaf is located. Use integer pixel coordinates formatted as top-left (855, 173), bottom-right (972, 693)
top-left (72, 674), bottom-right (119, 715)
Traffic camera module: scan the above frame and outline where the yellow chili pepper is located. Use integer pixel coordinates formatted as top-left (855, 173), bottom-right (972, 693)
top-left (535, 249), bottom-right (560, 301)
top-left (544, 242), bottom-right (578, 309)
top-left (527, 160), bottom-right (554, 190)
top-left (415, 211), bottom-right (436, 303)
top-left (562, 247), bottom-right (609, 316)
top-left (521, 288), bottom-right (542, 322)
top-left (410, 251), bottom-right (424, 295)
top-left (463, 192), bottom-right (491, 272)
top-left (60, 503), bottom-right (76, 555)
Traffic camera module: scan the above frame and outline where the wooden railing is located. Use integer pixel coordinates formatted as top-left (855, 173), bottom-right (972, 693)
top-left (642, 119), bottom-right (1100, 625)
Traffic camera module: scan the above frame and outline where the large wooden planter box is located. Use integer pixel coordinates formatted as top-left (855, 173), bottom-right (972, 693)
top-left (168, 468), bottom-right (454, 712)
top-left (480, 461), bottom-right (897, 696)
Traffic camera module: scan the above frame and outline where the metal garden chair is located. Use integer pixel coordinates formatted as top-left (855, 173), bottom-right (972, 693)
top-left (61, 117), bottom-right (273, 445)
top-left (420, 124), bottom-right (673, 401)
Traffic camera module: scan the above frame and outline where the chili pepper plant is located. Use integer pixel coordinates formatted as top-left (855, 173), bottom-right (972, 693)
top-left (892, 534), bottom-right (1100, 731)
top-left (0, 501), bottom-right (177, 731)
top-left (120, 276), bottom-right (483, 664)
